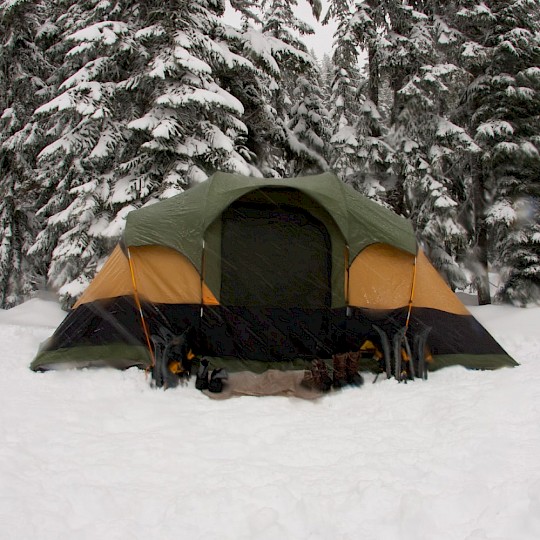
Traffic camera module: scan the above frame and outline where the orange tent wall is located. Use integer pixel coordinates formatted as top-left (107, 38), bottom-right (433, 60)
top-left (74, 245), bottom-right (218, 307)
top-left (348, 244), bottom-right (469, 315)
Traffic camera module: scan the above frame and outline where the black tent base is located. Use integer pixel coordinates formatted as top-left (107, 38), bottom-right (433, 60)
top-left (30, 297), bottom-right (518, 373)
top-left (31, 343), bottom-right (517, 375)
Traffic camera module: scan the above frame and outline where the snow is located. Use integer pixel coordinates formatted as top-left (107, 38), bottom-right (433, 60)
top-left (67, 21), bottom-right (128, 47)
top-left (89, 127), bottom-right (117, 159)
top-left (128, 113), bottom-right (160, 132)
top-left (461, 41), bottom-right (488, 59)
top-left (151, 117), bottom-right (180, 140)
top-left (493, 141), bottom-right (520, 156)
top-left (173, 46), bottom-right (213, 75)
top-left (135, 25), bottom-right (166, 40)
top-left (520, 141), bottom-right (540, 158)
top-left (436, 119), bottom-right (479, 154)
top-left (100, 206), bottom-right (135, 238)
top-left (487, 200), bottom-right (518, 227)
top-left (148, 56), bottom-right (177, 79)
top-left (156, 87), bottom-right (244, 115)
top-left (1, 298), bottom-right (540, 539)
top-left (60, 58), bottom-right (109, 91)
top-left (1, 106), bottom-right (13, 119)
top-left (434, 194), bottom-right (458, 208)
top-left (241, 27), bottom-right (281, 75)
top-left (477, 120), bottom-right (515, 139)
top-left (35, 91), bottom-right (75, 115)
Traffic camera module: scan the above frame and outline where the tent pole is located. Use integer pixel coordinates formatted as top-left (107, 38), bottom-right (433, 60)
top-left (405, 255), bottom-right (418, 329)
top-left (200, 239), bottom-right (206, 321)
top-left (345, 245), bottom-right (351, 317)
top-left (127, 247), bottom-right (156, 368)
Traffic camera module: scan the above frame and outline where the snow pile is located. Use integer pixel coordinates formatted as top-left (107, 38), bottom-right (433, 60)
top-left (1, 299), bottom-right (540, 540)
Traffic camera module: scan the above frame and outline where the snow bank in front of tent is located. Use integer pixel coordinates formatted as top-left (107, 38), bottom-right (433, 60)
top-left (1, 299), bottom-right (540, 540)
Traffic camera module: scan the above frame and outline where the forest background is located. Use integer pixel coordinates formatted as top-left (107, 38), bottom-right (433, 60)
top-left (1, 0), bottom-right (539, 310)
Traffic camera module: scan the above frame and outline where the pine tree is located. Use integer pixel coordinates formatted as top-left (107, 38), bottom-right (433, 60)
top-left (30, 0), bottom-right (269, 305)
top-left (287, 73), bottom-right (331, 175)
top-left (323, 1), bottom-right (476, 288)
top-left (30, 0), bottom-right (143, 305)
top-left (124, 0), bottom-right (263, 194)
top-left (346, 0), bottom-right (395, 200)
top-left (460, 0), bottom-right (540, 305)
top-left (375, 0), bottom-right (477, 288)
top-left (0, 0), bottom-right (51, 306)
top-left (319, 53), bottom-right (334, 93)
top-left (324, 0), bottom-right (364, 183)
top-left (257, 0), bottom-right (324, 176)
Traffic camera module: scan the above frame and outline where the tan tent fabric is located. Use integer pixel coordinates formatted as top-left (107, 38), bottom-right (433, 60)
top-left (74, 246), bottom-right (133, 308)
top-left (348, 243), bottom-right (414, 309)
top-left (202, 283), bottom-right (219, 305)
top-left (75, 245), bottom-right (218, 306)
top-left (413, 250), bottom-right (469, 315)
top-left (348, 244), bottom-right (469, 315)
top-left (76, 242), bottom-right (468, 316)
top-left (129, 245), bottom-right (202, 304)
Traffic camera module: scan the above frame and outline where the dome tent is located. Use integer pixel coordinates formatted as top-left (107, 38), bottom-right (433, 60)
top-left (31, 172), bottom-right (516, 375)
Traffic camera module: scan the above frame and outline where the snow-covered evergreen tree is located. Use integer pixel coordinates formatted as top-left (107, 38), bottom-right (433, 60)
top-left (30, 0), bottom-right (268, 305)
top-left (124, 0), bottom-right (263, 194)
top-left (255, 0), bottom-right (324, 176)
top-left (324, 0), bottom-right (476, 288)
top-left (0, 0), bottom-right (52, 306)
top-left (324, 0), bottom-right (364, 183)
top-left (319, 53), bottom-right (334, 93)
top-left (460, 0), bottom-right (540, 305)
top-left (346, 0), bottom-right (395, 200)
top-left (29, 0), bottom-right (142, 305)
top-left (375, 1), bottom-right (477, 288)
top-left (287, 73), bottom-right (330, 175)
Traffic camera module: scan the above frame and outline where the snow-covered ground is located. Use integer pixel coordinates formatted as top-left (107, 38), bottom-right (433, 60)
top-left (1, 298), bottom-right (540, 540)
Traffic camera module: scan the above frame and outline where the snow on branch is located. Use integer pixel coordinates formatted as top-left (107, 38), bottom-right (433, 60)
top-left (66, 21), bottom-right (129, 48)
top-left (173, 46), bottom-right (212, 74)
top-left (60, 58), bottom-right (110, 91)
top-left (457, 3), bottom-right (495, 21)
top-left (476, 121), bottom-right (515, 139)
top-left (156, 85), bottom-right (244, 115)
top-left (135, 25), bottom-right (166, 40)
top-left (486, 200), bottom-right (517, 226)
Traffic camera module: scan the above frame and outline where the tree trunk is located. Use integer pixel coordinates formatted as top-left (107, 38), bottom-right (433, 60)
top-left (368, 45), bottom-right (379, 108)
top-left (368, 45), bottom-right (381, 138)
top-left (472, 163), bottom-right (491, 305)
top-left (475, 225), bottom-right (492, 305)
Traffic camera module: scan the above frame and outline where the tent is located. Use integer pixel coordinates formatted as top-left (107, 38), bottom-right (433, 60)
top-left (31, 171), bottom-right (517, 375)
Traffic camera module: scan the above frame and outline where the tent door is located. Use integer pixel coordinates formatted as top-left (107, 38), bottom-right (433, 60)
top-left (220, 201), bottom-right (332, 308)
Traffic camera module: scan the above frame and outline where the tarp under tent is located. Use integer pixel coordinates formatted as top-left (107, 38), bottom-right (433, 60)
top-left (31, 171), bottom-right (517, 380)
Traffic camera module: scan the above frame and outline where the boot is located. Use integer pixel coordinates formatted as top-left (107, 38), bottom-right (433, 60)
top-left (208, 368), bottom-right (228, 393)
top-left (313, 359), bottom-right (333, 392)
top-left (195, 358), bottom-right (209, 390)
top-left (332, 354), bottom-right (348, 388)
top-left (345, 353), bottom-right (364, 386)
